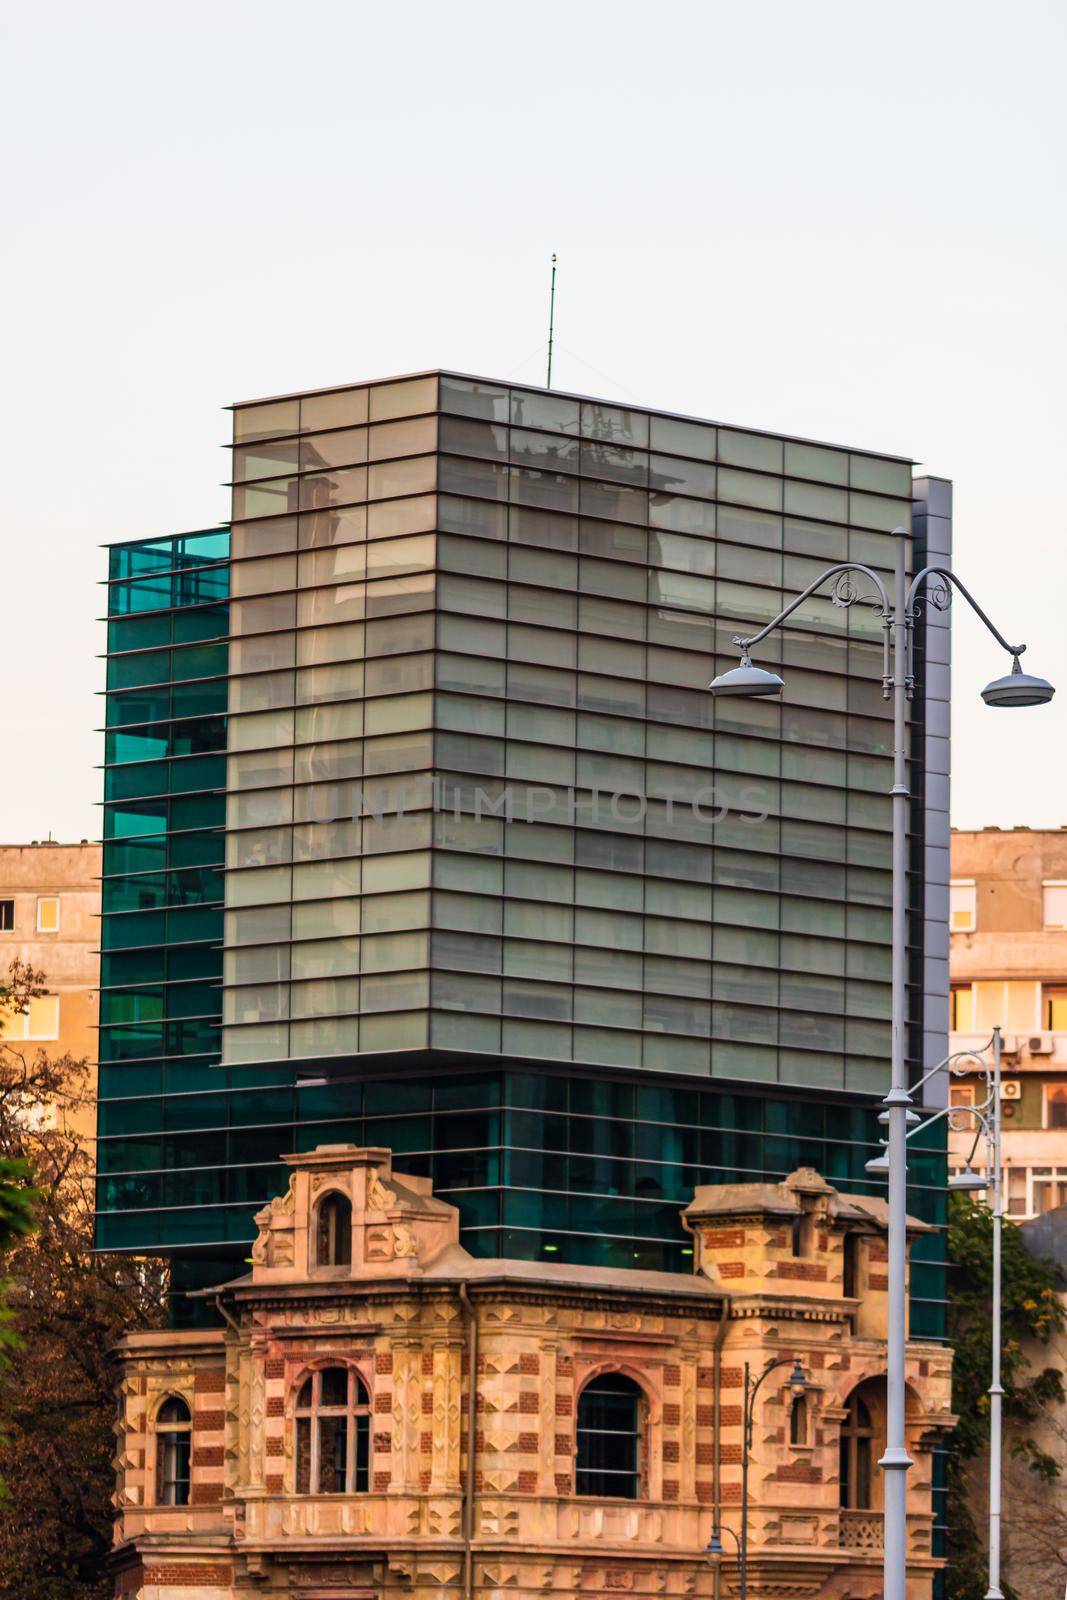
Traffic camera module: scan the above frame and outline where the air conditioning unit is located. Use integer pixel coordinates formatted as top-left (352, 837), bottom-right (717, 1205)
top-left (999, 1034), bottom-right (1020, 1057)
top-left (1028, 1033), bottom-right (1055, 1056)
top-left (1000, 1080), bottom-right (1022, 1100)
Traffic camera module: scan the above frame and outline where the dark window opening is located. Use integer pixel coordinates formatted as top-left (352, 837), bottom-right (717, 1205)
top-left (316, 1192), bottom-right (353, 1267)
top-left (791, 1212), bottom-right (813, 1257)
top-left (1048, 1088), bottom-right (1067, 1130)
top-left (790, 1393), bottom-right (808, 1446)
top-left (0, 901), bottom-right (13, 931)
top-left (576, 1373), bottom-right (642, 1500)
top-left (156, 1396), bottom-right (191, 1506)
top-left (294, 1367), bottom-right (370, 1494)
top-left (1045, 985), bottom-right (1067, 1030)
top-left (843, 1233), bottom-right (858, 1298)
top-left (839, 1392), bottom-right (874, 1510)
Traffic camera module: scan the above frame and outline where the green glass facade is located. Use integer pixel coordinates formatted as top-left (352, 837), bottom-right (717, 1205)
top-left (99, 529), bottom-right (231, 1245)
top-left (96, 377), bottom-right (947, 1385)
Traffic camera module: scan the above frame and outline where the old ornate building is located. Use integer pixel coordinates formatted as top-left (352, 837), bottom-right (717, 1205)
top-left (111, 1149), bottom-right (954, 1600)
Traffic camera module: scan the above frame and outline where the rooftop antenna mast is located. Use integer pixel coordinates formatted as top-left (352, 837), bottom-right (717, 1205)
top-left (546, 254), bottom-right (557, 388)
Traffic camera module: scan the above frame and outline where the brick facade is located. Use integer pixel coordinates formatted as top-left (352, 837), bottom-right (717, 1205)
top-left (111, 1151), bottom-right (954, 1600)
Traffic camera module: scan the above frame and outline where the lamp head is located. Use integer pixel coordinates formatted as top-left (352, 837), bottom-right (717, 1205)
top-left (710, 650), bottom-right (784, 698)
top-left (981, 655), bottom-right (1055, 708)
top-left (705, 1531), bottom-right (725, 1558)
top-left (865, 1147), bottom-right (891, 1178)
top-left (948, 1166), bottom-right (987, 1192)
top-left (788, 1359), bottom-right (807, 1389)
top-left (878, 1107), bottom-right (922, 1126)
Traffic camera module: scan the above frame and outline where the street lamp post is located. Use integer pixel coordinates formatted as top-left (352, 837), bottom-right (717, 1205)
top-left (869, 1028), bottom-right (1005, 1598)
top-left (711, 529), bottom-right (1053, 1600)
top-left (707, 1357), bottom-right (807, 1600)
top-left (948, 1030), bottom-right (1006, 1600)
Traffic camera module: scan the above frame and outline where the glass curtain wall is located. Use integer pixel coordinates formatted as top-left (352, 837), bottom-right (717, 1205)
top-left (222, 372), bottom-right (914, 1097)
top-left (95, 376), bottom-right (945, 1344)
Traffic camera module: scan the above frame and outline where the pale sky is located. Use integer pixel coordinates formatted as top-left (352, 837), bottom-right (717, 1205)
top-left (3, 0), bottom-right (1064, 842)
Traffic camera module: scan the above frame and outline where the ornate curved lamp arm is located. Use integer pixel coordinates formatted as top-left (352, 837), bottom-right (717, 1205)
top-left (910, 1038), bottom-right (997, 1099)
top-left (744, 1355), bottom-right (802, 1450)
top-left (734, 562), bottom-right (892, 652)
top-left (953, 1107), bottom-right (992, 1173)
top-left (907, 565), bottom-right (1026, 658)
top-left (906, 1099), bottom-right (992, 1144)
top-left (907, 1104), bottom-right (994, 1210)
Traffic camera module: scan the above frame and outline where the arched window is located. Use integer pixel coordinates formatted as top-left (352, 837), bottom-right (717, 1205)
top-left (294, 1368), bottom-right (370, 1494)
top-left (156, 1396), bottom-right (191, 1506)
top-left (790, 1393), bottom-right (808, 1446)
top-left (839, 1391), bottom-right (875, 1509)
top-left (315, 1192), bottom-right (352, 1267)
top-left (576, 1373), bottom-right (643, 1500)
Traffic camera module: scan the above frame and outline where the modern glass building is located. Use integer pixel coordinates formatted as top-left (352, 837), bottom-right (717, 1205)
top-left (97, 372), bottom-right (950, 1346)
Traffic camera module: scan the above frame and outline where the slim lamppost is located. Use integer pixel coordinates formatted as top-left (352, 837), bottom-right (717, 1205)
top-left (711, 530), bottom-right (1053, 1600)
top-left (707, 1357), bottom-right (807, 1600)
top-left (867, 1028), bottom-right (1005, 1598)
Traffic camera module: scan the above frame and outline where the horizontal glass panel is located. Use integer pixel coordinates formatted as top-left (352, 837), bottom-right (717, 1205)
top-left (231, 593), bottom-right (296, 635)
top-left (230, 554), bottom-right (298, 598)
top-left (718, 429), bottom-right (783, 472)
top-left (300, 505), bottom-right (367, 548)
top-left (441, 376), bottom-right (509, 423)
top-left (233, 399), bottom-right (300, 443)
top-left (230, 709), bottom-right (295, 752)
top-left (368, 376), bottom-right (437, 422)
top-left (292, 857), bottom-right (361, 899)
top-left (368, 455), bottom-right (436, 500)
top-left (368, 416), bottom-right (437, 461)
top-left (649, 415), bottom-right (716, 460)
top-left (296, 622), bottom-right (365, 667)
top-left (581, 402), bottom-right (648, 447)
top-left (300, 388), bottom-right (369, 432)
top-left (296, 662), bottom-right (365, 704)
top-left (717, 467), bottom-right (783, 511)
top-left (367, 534), bottom-right (435, 578)
top-left (299, 544), bottom-right (367, 586)
top-left (297, 583), bottom-right (365, 628)
top-left (290, 936), bottom-right (361, 978)
top-left (784, 440), bottom-right (848, 485)
top-left (367, 494), bottom-right (437, 537)
top-left (510, 390), bottom-right (580, 434)
top-left (233, 439), bottom-right (300, 481)
top-left (299, 427), bottom-right (368, 471)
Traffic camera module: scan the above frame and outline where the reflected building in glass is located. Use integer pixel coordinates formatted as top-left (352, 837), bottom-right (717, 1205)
top-left (97, 371), bottom-right (950, 1345)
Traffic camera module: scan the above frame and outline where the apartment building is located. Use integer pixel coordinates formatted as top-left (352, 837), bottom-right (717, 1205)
top-left (949, 827), bottom-right (1067, 1217)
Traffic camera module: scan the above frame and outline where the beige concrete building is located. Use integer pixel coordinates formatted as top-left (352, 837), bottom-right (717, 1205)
top-left (111, 1148), bottom-right (953, 1600)
top-left (949, 827), bottom-right (1067, 1216)
top-left (0, 840), bottom-right (101, 1136)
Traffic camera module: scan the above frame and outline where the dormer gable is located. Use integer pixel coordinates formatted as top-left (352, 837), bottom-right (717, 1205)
top-left (249, 1145), bottom-right (460, 1285)
top-left (681, 1165), bottom-right (931, 1321)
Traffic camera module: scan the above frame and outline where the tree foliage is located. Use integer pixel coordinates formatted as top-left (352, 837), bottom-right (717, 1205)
top-left (0, 958), bottom-right (165, 1600)
top-left (945, 1193), bottom-right (1065, 1600)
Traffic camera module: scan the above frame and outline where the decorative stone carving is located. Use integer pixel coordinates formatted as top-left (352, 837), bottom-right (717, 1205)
top-left (393, 1223), bottom-right (418, 1258)
top-left (291, 1561), bottom-right (368, 1587)
top-left (365, 1226), bottom-right (394, 1261)
top-left (367, 1168), bottom-right (398, 1210)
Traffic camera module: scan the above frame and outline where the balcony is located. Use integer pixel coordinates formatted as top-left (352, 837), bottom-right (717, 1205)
top-left (839, 1510), bottom-right (882, 1550)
